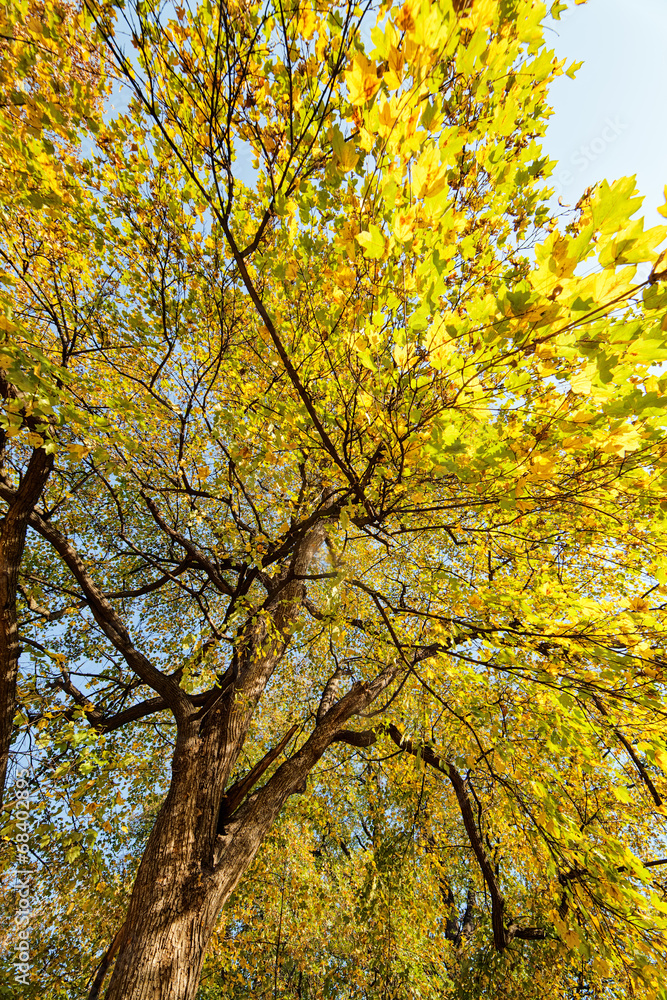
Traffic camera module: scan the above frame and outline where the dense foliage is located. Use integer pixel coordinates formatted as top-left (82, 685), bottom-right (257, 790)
top-left (1, 0), bottom-right (667, 997)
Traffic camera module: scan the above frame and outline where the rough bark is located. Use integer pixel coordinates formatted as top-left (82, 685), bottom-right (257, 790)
top-left (0, 445), bottom-right (52, 807)
top-left (88, 511), bottom-right (401, 1000)
top-left (99, 669), bottom-right (388, 999)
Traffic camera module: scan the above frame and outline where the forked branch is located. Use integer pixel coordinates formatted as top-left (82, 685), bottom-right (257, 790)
top-left (333, 723), bottom-right (548, 950)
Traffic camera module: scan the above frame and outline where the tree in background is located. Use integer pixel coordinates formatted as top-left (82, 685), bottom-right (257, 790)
top-left (0, 0), bottom-right (107, 806)
top-left (2, 1), bottom-right (667, 998)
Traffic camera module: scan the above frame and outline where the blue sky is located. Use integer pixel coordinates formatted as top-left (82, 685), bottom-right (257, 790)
top-left (543, 0), bottom-right (667, 226)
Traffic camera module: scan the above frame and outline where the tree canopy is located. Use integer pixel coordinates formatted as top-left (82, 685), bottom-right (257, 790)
top-left (1, 1), bottom-right (667, 998)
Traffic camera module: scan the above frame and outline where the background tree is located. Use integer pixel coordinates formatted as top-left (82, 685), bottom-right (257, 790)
top-left (2, 1), bottom-right (667, 998)
top-left (0, 0), bottom-right (109, 805)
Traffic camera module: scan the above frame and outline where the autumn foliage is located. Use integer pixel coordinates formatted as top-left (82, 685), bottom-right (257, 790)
top-left (1, 0), bottom-right (667, 998)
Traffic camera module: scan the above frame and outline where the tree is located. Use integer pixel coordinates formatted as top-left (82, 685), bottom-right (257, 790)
top-left (0, 0), bottom-right (107, 806)
top-left (2, 0), bottom-right (667, 998)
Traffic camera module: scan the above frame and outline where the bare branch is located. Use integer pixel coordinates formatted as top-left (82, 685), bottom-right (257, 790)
top-left (0, 484), bottom-right (193, 724)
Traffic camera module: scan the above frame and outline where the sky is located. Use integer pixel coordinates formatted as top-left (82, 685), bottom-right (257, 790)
top-left (543, 0), bottom-right (667, 226)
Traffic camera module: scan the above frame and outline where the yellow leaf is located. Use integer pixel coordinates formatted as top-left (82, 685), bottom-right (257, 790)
top-left (461, 0), bottom-right (496, 30)
top-left (562, 434), bottom-right (589, 450)
top-left (337, 140), bottom-right (359, 172)
top-left (396, 0), bottom-right (420, 34)
top-left (650, 893), bottom-right (667, 914)
top-left (297, 4), bottom-right (317, 40)
top-left (425, 313), bottom-right (457, 369)
top-left (394, 209), bottom-right (416, 243)
top-left (377, 99), bottom-right (398, 136)
top-left (67, 443), bottom-right (91, 459)
top-left (344, 53), bottom-right (381, 106)
top-left (658, 185), bottom-right (667, 219)
top-left (412, 144), bottom-right (447, 199)
top-left (569, 409), bottom-right (595, 423)
top-left (569, 363), bottom-right (597, 395)
top-left (356, 225), bottom-right (385, 259)
top-left (601, 425), bottom-right (642, 456)
top-left (563, 927), bottom-right (580, 948)
top-left (569, 373), bottom-right (592, 395)
top-left (386, 45), bottom-right (403, 88)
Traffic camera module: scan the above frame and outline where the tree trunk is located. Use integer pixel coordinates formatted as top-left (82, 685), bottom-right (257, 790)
top-left (102, 906), bottom-right (216, 1000)
top-left (100, 672), bottom-right (382, 999)
top-left (99, 734), bottom-right (293, 1000)
top-left (0, 445), bottom-right (52, 807)
top-left (100, 721), bottom-right (235, 1000)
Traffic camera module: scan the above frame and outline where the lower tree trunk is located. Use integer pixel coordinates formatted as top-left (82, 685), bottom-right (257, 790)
top-left (0, 600), bottom-right (22, 805)
top-left (102, 904), bottom-right (218, 1000)
top-left (100, 768), bottom-right (278, 1000)
top-left (99, 759), bottom-right (225, 999)
top-left (99, 677), bottom-right (376, 999)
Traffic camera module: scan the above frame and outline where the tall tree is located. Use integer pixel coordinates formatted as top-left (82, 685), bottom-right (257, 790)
top-left (2, 1), bottom-right (667, 998)
top-left (0, 0), bottom-right (107, 805)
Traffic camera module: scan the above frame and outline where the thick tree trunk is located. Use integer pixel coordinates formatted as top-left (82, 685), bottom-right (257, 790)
top-left (0, 445), bottom-right (52, 807)
top-left (101, 906), bottom-right (216, 1000)
top-left (73, 507), bottom-right (396, 1000)
top-left (99, 723), bottom-right (233, 1000)
top-left (100, 673), bottom-right (384, 1000)
top-left (99, 735), bottom-right (291, 1000)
